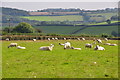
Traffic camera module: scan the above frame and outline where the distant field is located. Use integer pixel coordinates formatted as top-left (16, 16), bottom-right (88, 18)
top-left (34, 26), bottom-right (83, 34)
top-left (2, 40), bottom-right (118, 78)
top-left (34, 25), bottom-right (118, 35)
top-left (21, 15), bottom-right (83, 21)
top-left (89, 13), bottom-right (117, 19)
top-left (75, 26), bottom-right (118, 35)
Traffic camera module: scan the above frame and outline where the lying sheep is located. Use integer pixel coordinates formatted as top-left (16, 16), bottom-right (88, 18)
top-left (96, 39), bottom-right (102, 43)
top-left (104, 38), bottom-right (108, 41)
top-left (104, 43), bottom-right (111, 45)
top-left (94, 45), bottom-right (105, 50)
top-left (71, 47), bottom-right (81, 50)
top-left (33, 39), bottom-right (36, 41)
top-left (85, 43), bottom-right (93, 48)
top-left (81, 38), bottom-right (85, 40)
top-left (17, 46), bottom-right (26, 49)
top-left (109, 44), bottom-right (117, 46)
top-left (6, 38), bottom-right (9, 41)
top-left (47, 38), bottom-right (50, 41)
top-left (8, 43), bottom-right (18, 48)
top-left (40, 44), bottom-right (54, 51)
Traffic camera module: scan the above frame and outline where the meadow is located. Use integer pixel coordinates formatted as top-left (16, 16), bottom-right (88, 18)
top-left (2, 40), bottom-right (118, 78)
top-left (34, 25), bottom-right (118, 35)
top-left (21, 15), bottom-right (83, 21)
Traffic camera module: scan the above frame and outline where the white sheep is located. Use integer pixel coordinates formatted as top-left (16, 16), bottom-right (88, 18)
top-left (6, 38), bottom-right (9, 41)
top-left (17, 46), bottom-right (26, 49)
top-left (94, 45), bottom-right (105, 50)
top-left (71, 47), bottom-right (81, 50)
top-left (93, 38), bottom-right (96, 41)
top-left (8, 43), bottom-right (18, 48)
top-left (40, 44), bottom-right (54, 51)
top-left (85, 43), bottom-right (93, 48)
top-left (81, 38), bottom-right (85, 40)
top-left (109, 44), bottom-right (117, 46)
top-left (63, 38), bottom-right (66, 40)
top-left (104, 43), bottom-right (111, 45)
top-left (64, 42), bottom-right (71, 49)
top-left (104, 38), bottom-right (108, 41)
top-left (33, 39), bottom-right (36, 41)
top-left (47, 38), bottom-right (50, 41)
top-left (59, 43), bottom-right (65, 46)
top-left (96, 39), bottom-right (102, 43)
top-left (55, 37), bottom-right (58, 40)
top-left (77, 38), bottom-right (80, 40)
top-left (52, 38), bottom-right (55, 40)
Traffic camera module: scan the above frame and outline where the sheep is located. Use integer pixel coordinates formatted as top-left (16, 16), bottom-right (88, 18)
top-left (47, 38), bottom-right (50, 41)
top-left (40, 44), bottom-right (54, 51)
top-left (59, 43), bottom-right (65, 46)
top-left (77, 38), bottom-right (80, 40)
top-left (64, 42), bottom-right (71, 49)
top-left (94, 45), bottom-right (105, 50)
top-left (63, 38), bottom-right (66, 40)
top-left (109, 44), bottom-right (117, 46)
top-left (93, 38), bottom-right (96, 41)
top-left (55, 37), bottom-right (58, 40)
top-left (85, 43), bottom-right (93, 48)
top-left (71, 47), bottom-right (81, 50)
top-left (52, 38), bottom-right (55, 40)
top-left (104, 43), bottom-right (111, 45)
top-left (8, 43), bottom-right (18, 48)
top-left (96, 39), bottom-right (102, 43)
top-left (33, 39), bottom-right (36, 41)
top-left (17, 46), bottom-right (26, 49)
top-left (6, 38), bottom-right (9, 41)
top-left (104, 38), bottom-right (108, 41)
top-left (81, 38), bottom-right (85, 40)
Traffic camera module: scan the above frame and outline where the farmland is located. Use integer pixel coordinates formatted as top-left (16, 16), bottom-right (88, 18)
top-left (34, 25), bottom-right (118, 35)
top-left (21, 15), bottom-right (83, 21)
top-left (2, 40), bottom-right (118, 78)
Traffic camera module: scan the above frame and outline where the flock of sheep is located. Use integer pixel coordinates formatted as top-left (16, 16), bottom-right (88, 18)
top-left (7, 38), bottom-right (117, 51)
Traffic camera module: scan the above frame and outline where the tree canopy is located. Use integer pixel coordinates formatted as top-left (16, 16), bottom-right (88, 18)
top-left (13, 22), bottom-right (35, 33)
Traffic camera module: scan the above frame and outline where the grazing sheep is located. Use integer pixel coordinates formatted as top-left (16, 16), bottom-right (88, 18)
top-left (96, 39), bottom-right (102, 43)
top-left (104, 43), bottom-right (111, 45)
top-left (71, 47), bottom-right (81, 50)
top-left (59, 43), bottom-right (65, 46)
top-left (104, 38), bottom-right (108, 41)
top-left (93, 38), bottom-right (96, 41)
top-left (8, 43), bottom-right (18, 48)
top-left (17, 46), bottom-right (26, 49)
top-left (47, 38), bottom-right (50, 41)
top-left (55, 37), bottom-right (58, 40)
top-left (77, 38), bottom-right (80, 40)
top-left (64, 42), bottom-right (71, 49)
top-left (33, 39), bottom-right (36, 41)
top-left (52, 38), bottom-right (55, 40)
top-left (81, 38), bottom-right (85, 40)
top-left (94, 45), bottom-right (105, 50)
top-left (85, 43), bottom-right (93, 48)
top-left (6, 38), bottom-right (9, 41)
top-left (109, 44), bottom-right (117, 46)
top-left (40, 44), bottom-right (54, 51)
top-left (63, 38), bottom-right (66, 40)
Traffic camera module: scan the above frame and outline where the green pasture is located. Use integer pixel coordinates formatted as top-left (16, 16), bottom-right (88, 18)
top-left (75, 26), bottom-right (118, 35)
top-left (34, 25), bottom-right (118, 35)
top-left (21, 15), bottom-right (83, 21)
top-left (2, 40), bottom-right (118, 78)
top-left (88, 13), bottom-right (117, 19)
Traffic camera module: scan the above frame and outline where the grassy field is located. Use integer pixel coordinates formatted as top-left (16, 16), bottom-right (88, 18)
top-left (21, 15), bottom-right (83, 21)
top-left (88, 13), bottom-right (117, 19)
top-left (2, 40), bottom-right (118, 78)
top-left (75, 26), bottom-right (118, 35)
top-left (34, 25), bottom-right (118, 35)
